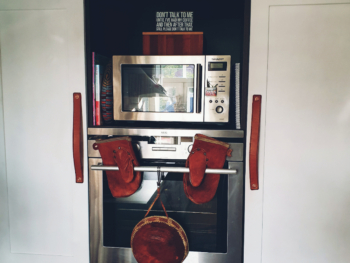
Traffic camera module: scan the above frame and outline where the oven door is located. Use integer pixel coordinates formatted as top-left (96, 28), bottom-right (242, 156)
top-left (113, 56), bottom-right (205, 122)
top-left (89, 142), bottom-right (243, 263)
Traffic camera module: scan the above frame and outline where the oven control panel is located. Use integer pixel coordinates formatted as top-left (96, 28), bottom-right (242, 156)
top-left (204, 55), bottom-right (231, 123)
top-left (87, 138), bottom-right (243, 161)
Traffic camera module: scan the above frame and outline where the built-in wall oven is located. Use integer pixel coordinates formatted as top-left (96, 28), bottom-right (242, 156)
top-left (87, 128), bottom-right (244, 263)
top-left (113, 56), bottom-right (231, 123)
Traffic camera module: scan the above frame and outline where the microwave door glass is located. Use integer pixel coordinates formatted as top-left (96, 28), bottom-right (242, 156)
top-left (121, 65), bottom-right (195, 113)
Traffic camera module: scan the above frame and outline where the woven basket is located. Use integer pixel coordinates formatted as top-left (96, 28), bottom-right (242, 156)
top-left (131, 187), bottom-right (189, 263)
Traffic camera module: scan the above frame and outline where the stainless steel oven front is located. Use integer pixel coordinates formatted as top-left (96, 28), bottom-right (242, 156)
top-left (113, 55), bottom-right (231, 123)
top-left (88, 129), bottom-right (244, 263)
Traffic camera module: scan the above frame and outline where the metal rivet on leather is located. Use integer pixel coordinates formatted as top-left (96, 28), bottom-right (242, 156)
top-left (191, 152), bottom-right (194, 154)
top-left (113, 150), bottom-right (116, 153)
top-left (203, 153), bottom-right (206, 156)
top-left (118, 147), bottom-right (121, 149)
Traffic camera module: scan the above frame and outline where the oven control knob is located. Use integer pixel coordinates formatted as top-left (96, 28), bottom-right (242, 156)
top-left (216, 106), bottom-right (224, 114)
top-left (134, 143), bottom-right (141, 151)
top-left (187, 144), bottom-right (193, 153)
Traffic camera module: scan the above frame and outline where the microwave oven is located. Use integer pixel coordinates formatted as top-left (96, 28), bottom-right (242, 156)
top-left (113, 55), bottom-right (231, 123)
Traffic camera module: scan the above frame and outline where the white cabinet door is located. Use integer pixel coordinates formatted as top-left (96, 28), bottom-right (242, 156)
top-left (0, 1), bottom-right (88, 263)
top-left (245, 1), bottom-right (350, 263)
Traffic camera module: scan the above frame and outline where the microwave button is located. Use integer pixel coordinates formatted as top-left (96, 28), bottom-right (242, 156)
top-left (216, 106), bottom-right (224, 114)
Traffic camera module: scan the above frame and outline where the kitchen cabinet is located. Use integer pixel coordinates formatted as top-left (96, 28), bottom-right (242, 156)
top-left (5, 0), bottom-right (350, 262)
top-left (245, 1), bottom-right (350, 262)
top-left (0, 1), bottom-right (89, 263)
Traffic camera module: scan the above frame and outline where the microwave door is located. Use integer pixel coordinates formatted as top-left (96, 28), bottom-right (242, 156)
top-left (113, 56), bottom-right (205, 122)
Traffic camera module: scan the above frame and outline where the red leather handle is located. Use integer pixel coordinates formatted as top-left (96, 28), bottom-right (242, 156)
top-left (73, 93), bottom-right (83, 183)
top-left (249, 95), bottom-right (261, 190)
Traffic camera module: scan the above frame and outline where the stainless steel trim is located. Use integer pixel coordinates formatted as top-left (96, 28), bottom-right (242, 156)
top-left (88, 127), bottom-right (244, 138)
top-left (89, 159), bottom-right (243, 263)
top-left (113, 55), bottom-right (205, 122)
top-left (91, 165), bottom-right (237, 174)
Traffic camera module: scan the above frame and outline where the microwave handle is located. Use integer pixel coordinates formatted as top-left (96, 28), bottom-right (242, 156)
top-left (196, 63), bottom-right (202, 113)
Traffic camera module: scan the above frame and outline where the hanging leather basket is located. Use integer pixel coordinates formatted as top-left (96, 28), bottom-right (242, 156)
top-left (131, 187), bottom-right (189, 263)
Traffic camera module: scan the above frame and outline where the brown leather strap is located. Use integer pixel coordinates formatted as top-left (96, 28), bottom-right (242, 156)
top-left (144, 187), bottom-right (168, 218)
top-left (73, 93), bottom-right (83, 183)
top-left (249, 95), bottom-right (261, 190)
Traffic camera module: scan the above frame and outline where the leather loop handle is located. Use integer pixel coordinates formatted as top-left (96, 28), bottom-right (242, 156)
top-left (73, 93), bottom-right (83, 183)
top-left (249, 95), bottom-right (261, 190)
top-left (144, 187), bottom-right (168, 218)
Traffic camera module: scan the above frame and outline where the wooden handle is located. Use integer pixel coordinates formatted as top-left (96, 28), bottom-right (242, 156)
top-left (73, 93), bottom-right (83, 183)
top-left (249, 95), bottom-right (262, 190)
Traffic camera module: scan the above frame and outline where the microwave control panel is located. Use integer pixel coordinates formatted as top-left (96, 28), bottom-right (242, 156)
top-left (204, 55), bottom-right (231, 122)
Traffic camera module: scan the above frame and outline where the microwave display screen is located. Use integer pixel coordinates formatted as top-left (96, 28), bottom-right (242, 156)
top-left (208, 62), bottom-right (227, 71)
top-left (121, 64), bottom-right (195, 113)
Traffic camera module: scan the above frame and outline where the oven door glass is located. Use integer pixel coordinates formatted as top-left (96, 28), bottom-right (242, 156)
top-left (103, 166), bottom-right (227, 253)
top-left (121, 65), bottom-right (195, 113)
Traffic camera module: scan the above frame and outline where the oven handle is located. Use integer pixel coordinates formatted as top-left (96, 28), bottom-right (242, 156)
top-left (249, 95), bottom-right (262, 190)
top-left (91, 165), bottom-right (237, 174)
top-left (73, 92), bottom-right (84, 183)
top-left (195, 63), bottom-right (202, 113)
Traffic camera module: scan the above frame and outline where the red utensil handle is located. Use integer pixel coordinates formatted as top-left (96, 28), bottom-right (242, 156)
top-left (249, 95), bottom-right (261, 190)
top-left (73, 93), bottom-right (83, 183)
